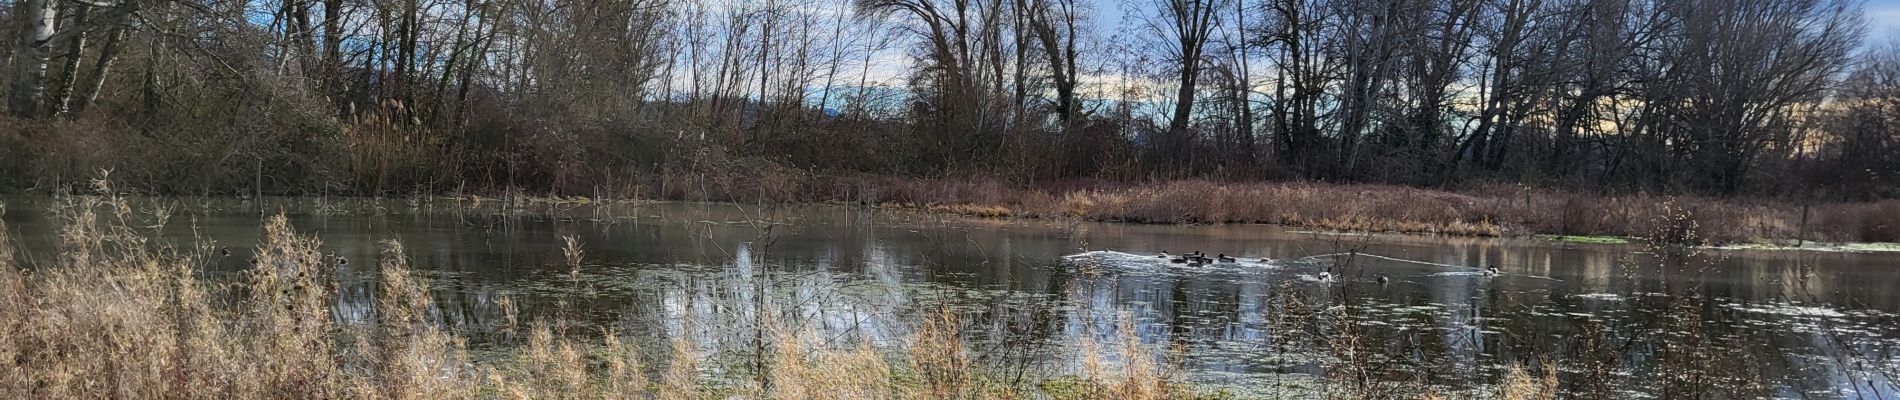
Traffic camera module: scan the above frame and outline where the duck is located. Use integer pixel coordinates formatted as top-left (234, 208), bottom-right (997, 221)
top-left (1216, 254), bottom-right (1237, 263)
top-left (1376, 275), bottom-right (1390, 285)
top-left (1484, 265), bottom-right (1500, 276)
top-left (336, 256), bottom-right (349, 266)
top-left (1170, 256), bottom-right (1189, 264)
top-left (1157, 251), bottom-right (1171, 258)
top-left (1316, 267), bottom-right (1334, 282)
top-left (218, 247), bottom-right (231, 257)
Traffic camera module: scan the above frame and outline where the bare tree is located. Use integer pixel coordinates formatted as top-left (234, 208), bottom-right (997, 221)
top-left (1148, 0), bottom-right (1219, 165)
top-left (1023, 0), bottom-right (1081, 124)
top-left (857, 0), bottom-right (1016, 169)
top-left (8, 0), bottom-right (60, 118)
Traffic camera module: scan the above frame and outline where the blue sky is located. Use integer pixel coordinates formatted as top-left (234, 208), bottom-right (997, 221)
top-left (1870, 0), bottom-right (1900, 45)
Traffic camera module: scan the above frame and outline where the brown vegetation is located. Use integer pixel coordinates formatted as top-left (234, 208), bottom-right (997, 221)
top-left (0, 190), bottom-right (1583, 399)
top-left (0, 190), bottom-right (1196, 399)
top-left (638, 174), bottom-right (1900, 244)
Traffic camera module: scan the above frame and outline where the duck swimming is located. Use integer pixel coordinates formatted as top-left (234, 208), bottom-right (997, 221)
top-left (1484, 265), bottom-right (1500, 276)
top-left (1216, 254), bottom-right (1236, 263)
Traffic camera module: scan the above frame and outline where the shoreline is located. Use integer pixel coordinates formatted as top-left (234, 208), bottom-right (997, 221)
top-left (543, 175), bottom-right (1899, 245)
top-left (6, 175), bottom-right (1898, 245)
top-left (12, 187), bottom-right (1900, 252)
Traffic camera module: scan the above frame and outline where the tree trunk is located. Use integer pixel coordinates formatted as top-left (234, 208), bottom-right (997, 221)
top-left (72, 21), bottom-right (128, 116)
top-left (9, 0), bottom-right (59, 118)
top-left (1168, 53), bottom-right (1198, 136)
top-left (395, 0), bottom-right (419, 108)
top-left (323, 0), bottom-right (344, 115)
top-left (46, 5), bottom-right (92, 119)
top-left (142, 26), bottom-right (162, 118)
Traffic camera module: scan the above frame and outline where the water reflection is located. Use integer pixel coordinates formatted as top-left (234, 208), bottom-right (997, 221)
top-left (3, 197), bottom-right (1896, 396)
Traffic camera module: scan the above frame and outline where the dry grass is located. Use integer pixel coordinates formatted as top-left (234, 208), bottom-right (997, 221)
top-left (1418, 364), bottom-right (1559, 400)
top-left (908, 310), bottom-right (976, 398)
top-left (511, 170), bottom-right (1891, 245)
top-left (0, 188), bottom-right (1588, 399)
top-left (777, 177), bottom-right (1897, 244)
top-left (0, 189), bottom-right (1219, 399)
top-left (766, 323), bottom-right (896, 399)
top-left (1066, 313), bottom-right (1186, 399)
top-left (1498, 364), bottom-right (1560, 400)
top-left (612, 170), bottom-right (1900, 244)
top-left (342, 108), bottom-right (451, 195)
top-left (922, 203), bottom-right (1015, 219)
top-left (0, 187), bottom-right (371, 398)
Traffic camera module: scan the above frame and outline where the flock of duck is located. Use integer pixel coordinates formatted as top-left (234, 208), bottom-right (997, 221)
top-left (1160, 251), bottom-right (1239, 264)
top-left (1156, 250), bottom-right (1502, 284)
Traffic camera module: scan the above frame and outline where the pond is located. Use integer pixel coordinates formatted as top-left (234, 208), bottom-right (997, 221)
top-left (4, 197), bottom-right (1897, 398)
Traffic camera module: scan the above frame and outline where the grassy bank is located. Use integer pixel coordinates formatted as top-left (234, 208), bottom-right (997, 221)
top-left (11, 162), bottom-right (1897, 244)
top-left (0, 191), bottom-right (1577, 399)
top-left (601, 173), bottom-right (1900, 245)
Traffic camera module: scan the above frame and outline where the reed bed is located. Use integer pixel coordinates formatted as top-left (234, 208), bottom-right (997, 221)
top-left (523, 167), bottom-right (1897, 244)
top-left (809, 178), bottom-right (1899, 244)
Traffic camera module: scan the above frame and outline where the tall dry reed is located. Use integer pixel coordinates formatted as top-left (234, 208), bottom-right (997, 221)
top-left (0, 193), bottom-right (1218, 399)
top-left (0, 179), bottom-right (1600, 399)
top-left (846, 178), bottom-right (1900, 244)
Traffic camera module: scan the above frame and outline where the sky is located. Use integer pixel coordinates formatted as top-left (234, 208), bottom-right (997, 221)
top-left (1086, 1), bottom-right (1900, 50)
top-left (1873, 0), bottom-right (1900, 46)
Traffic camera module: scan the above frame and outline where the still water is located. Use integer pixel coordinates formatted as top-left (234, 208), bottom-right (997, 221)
top-left (4, 197), bottom-right (1898, 398)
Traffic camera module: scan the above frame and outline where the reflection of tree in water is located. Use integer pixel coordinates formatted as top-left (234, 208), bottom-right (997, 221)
top-left (1043, 241), bottom-right (1900, 396)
